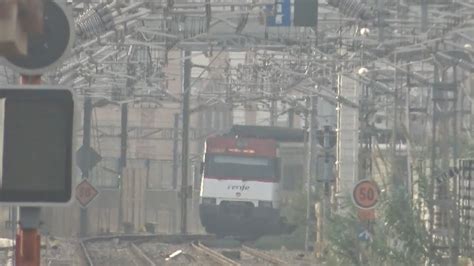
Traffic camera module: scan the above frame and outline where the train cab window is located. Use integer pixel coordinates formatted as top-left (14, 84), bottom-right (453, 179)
top-left (205, 155), bottom-right (277, 181)
top-left (282, 164), bottom-right (303, 190)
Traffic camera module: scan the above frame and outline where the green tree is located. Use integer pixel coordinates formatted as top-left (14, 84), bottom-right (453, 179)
top-left (324, 177), bottom-right (431, 265)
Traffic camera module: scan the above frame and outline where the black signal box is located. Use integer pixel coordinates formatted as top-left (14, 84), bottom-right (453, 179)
top-left (0, 87), bottom-right (74, 204)
top-left (294, 0), bottom-right (318, 27)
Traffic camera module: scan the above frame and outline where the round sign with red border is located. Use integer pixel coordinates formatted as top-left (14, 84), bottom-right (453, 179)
top-left (352, 179), bottom-right (380, 209)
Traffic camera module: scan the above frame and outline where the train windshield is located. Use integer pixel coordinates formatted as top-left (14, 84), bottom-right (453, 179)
top-left (205, 155), bottom-right (277, 181)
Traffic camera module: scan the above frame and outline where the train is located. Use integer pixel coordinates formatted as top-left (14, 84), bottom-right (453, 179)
top-left (198, 125), bottom-right (306, 237)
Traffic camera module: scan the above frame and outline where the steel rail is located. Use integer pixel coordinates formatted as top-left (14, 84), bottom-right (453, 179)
top-left (78, 234), bottom-right (213, 265)
top-left (130, 242), bottom-right (157, 266)
top-left (242, 245), bottom-right (289, 265)
top-left (191, 241), bottom-right (240, 266)
top-left (79, 240), bottom-right (94, 266)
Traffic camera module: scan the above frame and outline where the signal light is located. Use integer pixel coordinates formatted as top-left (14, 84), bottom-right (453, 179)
top-left (0, 0), bottom-right (44, 57)
top-left (0, 0), bottom-right (27, 56)
top-left (17, 0), bottom-right (44, 34)
top-left (3, 0), bottom-right (74, 75)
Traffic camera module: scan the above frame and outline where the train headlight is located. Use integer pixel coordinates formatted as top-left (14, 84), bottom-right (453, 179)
top-left (202, 197), bottom-right (216, 205)
top-left (258, 201), bottom-right (273, 208)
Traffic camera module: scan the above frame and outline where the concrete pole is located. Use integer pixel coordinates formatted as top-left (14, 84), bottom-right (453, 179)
top-left (391, 53), bottom-right (399, 185)
top-left (323, 126), bottom-right (332, 216)
top-left (428, 62), bottom-right (439, 265)
top-left (288, 108), bottom-right (295, 128)
top-left (421, 0), bottom-right (428, 32)
top-left (377, 0), bottom-right (385, 42)
top-left (405, 65), bottom-right (413, 197)
top-left (80, 97), bottom-right (92, 237)
top-left (118, 103), bottom-right (128, 232)
top-left (304, 100), bottom-right (311, 251)
top-left (451, 66), bottom-right (460, 266)
top-left (180, 49), bottom-right (191, 234)
top-left (172, 113), bottom-right (180, 190)
top-left (305, 96), bottom-right (317, 251)
top-left (225, 62), bottom-right (234, 129)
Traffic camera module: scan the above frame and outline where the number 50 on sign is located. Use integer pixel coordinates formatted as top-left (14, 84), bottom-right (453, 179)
top-left (352, 179), bottom-right (380, 209)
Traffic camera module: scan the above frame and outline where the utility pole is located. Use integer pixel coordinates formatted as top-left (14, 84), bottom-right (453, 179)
top-left (450, 65), bottom-right (460, 266)
top-left (322, 125), bottom-right (332, 216)
top-left (118, 59), bottom-right (133, 232)
top-left (304, 97), bottom-right (311, 251)
top-left (270, 84), bottom-right (278, 126)
top-left (172, 113), bottom-right (179, 190)
top-left (377, 0), bottom-right (385, 42)
top-left (225, 59), bottom-right (233, 129)
top-left (421, 0), bottom-right (428, 32)
top-left (311, 96), bottom-right (320, 253)
top-left (80, 97), bottom-right (92, 237)
top-left (428, 62), bottom-right (439, 264)
top-left (180, 49), bottom-right (191, 234)
top-left (359, 81), bottom-right (372, 181)
top-left (288, 108), bottom-right (295, 128)
top-left (451, 66), bottom-right (460, 265)
top-left (305, 96), bottom-right (317, 251)
top-left (405, 64), bottom-right (414, 198)
top-left (391, 53), bottom-right (399, 185)
top-left (118, 102), bottom-right (128, 232)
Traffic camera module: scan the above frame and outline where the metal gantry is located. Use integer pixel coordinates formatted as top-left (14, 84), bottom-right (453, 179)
top-left (1, 0), bottom-right (474, 260)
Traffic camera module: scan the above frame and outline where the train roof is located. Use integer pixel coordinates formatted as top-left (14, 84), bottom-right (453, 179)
top-left (225, 125), bottom-right (305, 142)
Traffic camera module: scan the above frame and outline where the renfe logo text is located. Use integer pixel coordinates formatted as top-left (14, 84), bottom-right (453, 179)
top-left (227, 185), bottom-right (250, 191)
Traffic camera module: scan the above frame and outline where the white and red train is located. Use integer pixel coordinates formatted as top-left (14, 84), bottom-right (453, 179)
top-left (199, 125), bottom-right (305, 237)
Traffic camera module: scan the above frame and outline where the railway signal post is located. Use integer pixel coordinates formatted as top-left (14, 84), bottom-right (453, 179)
top-left (0, 85), bottom-right (74, 266)
top-left (180, 49), bottom-right (192, 235)
top-left (0, 1), bottom-right (74, 264)
top-left (17, 74), bottom-right (41, 266)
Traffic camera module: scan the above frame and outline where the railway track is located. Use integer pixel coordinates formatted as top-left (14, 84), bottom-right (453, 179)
top-left (191, 241), bottom-right (240, 266)
top-left (79, 240), bottom-right (93, 266)
top-left (79, 234), bottom-right (214, 265)
top-left (241, 245), bottom-right (289, 265)
top-left (81, 239), bottom-right (155, 266)
top-left (130, 242), bottom-right (156, 266)
top-left (190, 241), bottom-right (290, 265)
top-left (79, 234), bottom-right (293, 265)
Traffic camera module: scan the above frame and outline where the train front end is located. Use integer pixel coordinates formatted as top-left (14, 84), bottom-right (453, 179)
top-left (199, 136), bottom-right (281, 237)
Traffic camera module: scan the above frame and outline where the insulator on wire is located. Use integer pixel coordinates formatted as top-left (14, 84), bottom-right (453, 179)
top-left (75, 3), bottom-right (115, 39)
top-left (327, 0), bottom-right (374, 20)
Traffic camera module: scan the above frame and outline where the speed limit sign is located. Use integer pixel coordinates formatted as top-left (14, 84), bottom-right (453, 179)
top-left (352, 179), bottom-right (380, 209)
